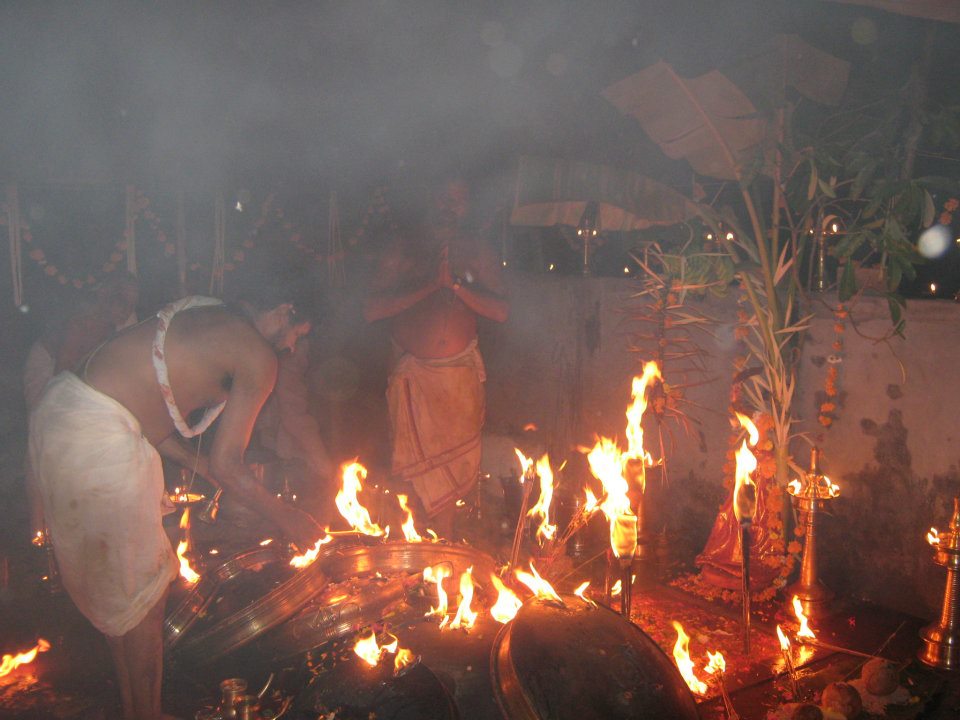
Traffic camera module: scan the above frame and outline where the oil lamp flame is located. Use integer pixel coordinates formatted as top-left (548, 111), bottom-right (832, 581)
top-left (611, 579), bottom-right (622, 596)
top-left (0, 638), bottom-right (51, 678)
top-left (928, 527), bottom-right (941, 546)
top-left (335, 461), bottom-right (384, 536)
top-left (787, 479), bottom-right (803, 496)
top-left (573, 581), bottom-right (597, 607)
top-left (526, 455), bottom-right (557, 544)
top-left (624, 361), bottom-right (662, 484)
top-left (423, 564), bottom-right (453, 625)
top-left (732, 413), bottom-right (759, 523)
top-left (396, 494), bottom-right (423, 543)
top-left (289, 534), bottom-right (334, 568)
top-left (704, 650), bottom-right (726, 675)
top-left (515, 561), bottom-right (562, 603)
top-left (792, 595), bottom-right (816, 639)
top-left (671, 621), bottom-right (708, 695)
top-left (490, 573), bottom-right (523, 623)
top-left (447, 567), bottom-right (479, 630)
top-left (177, 508), bottom-right (200, 584)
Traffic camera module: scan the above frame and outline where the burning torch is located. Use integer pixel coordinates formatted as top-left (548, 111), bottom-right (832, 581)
top-left (732, 413), bottom-right (759, 655)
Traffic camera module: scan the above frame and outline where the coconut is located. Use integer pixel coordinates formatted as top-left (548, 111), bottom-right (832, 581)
top-left (861, 657), bottom-right (899, 696)
top-left (821, 682), bottom-right (862, 719)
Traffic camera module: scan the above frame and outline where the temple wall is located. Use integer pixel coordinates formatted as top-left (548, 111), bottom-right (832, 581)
top-left (482, 273), bottom-right (960, 621)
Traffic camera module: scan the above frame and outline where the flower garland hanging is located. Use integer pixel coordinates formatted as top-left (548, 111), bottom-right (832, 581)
top-left (1, 187), bottom-right (176, 290)
top-left (818, 303), bottom-right (846, 428)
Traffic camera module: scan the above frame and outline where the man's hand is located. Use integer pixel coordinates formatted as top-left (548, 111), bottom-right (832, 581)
top-left (279, 507), bottom-right (326, 553)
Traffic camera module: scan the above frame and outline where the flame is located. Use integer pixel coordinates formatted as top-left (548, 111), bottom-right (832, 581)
top-left (776, 624), bottom-right (791, 652)
top-left (514, 449), bottom-right (535, 482)
top-left (526, 454), bottom-right (557, 544)
top-left (583, 488), bottom-right (599, 513)
top-left (490, 573), bottom-right (523, 623)
top-left (928, 527), bottom-right (941, 546)
top-left (573, 581), bottom-right (597, 607)
top-left (380, 632), bottom-right (399, 655)
top-left (0, 639), bottom-right (51, 678)
top-left (823, 476), bottom-right (841, 498)
top-left (335, 461), bottom-right (384, 536)
top-left (787, 478), bottom-right (803, 496)
top-left (611, 579), bottom-right (622, 596)
top-left (394, 647), bottom-right (416, 673)
top-left (177, 509), bottom-right (200, 584)
top-left (447, 567), bottom-right (478, 630)
top-left (624, 361), bottom-right (662, 483)
top-left (423, 565), bottom-right (453, 626)
top-left (672, 622), bottom-right (708, 695)
top-left (515, 561), bottom-right (562, 603)
top-left (611, 512), bottom-right (638, 559)
top-left (289, 534), bottom-right (334, 569)
top-left (732, 413), bottom-right (759, 523)
top-left (259, 538), bottom-right (274, 546)
top-left (586, 437), bottom-right (630, 519)
top-left (792, 596), bottom-right (816, 639)
top-left (704, 650), bottom-right (726, 675)
top-left (353, 629), bottom-right (384, 667)
top-left (396, 494), bottom-right (423, 543)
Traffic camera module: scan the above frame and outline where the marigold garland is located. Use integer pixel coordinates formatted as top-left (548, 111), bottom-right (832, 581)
top-left (818, 303), bottom-right (846, 428)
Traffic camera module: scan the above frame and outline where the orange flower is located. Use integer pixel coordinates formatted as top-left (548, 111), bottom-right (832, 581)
top-left (818, 415), bottom-right (833, 427)
top-left (939, 212), bottom-right (952, 225)
top-left (945, 198), bottom-right (959, 212)
top-left (794, 525), bottom-right (806, 537)
top-left (57, 274), bottom-right (67, 284)
top-left (44, 265), bottom-right (58, 276)
top-left (29, 248), bottom-right (44, 261)
top-left (787, 541), bottom-right (802, 554)
top-left (833, 323), bottom-right (845, 334)
top-left (832, 341), bottom-right (843, 351)
top-left (232, 250), bottom-right (245, 262)
top-left (820, 402), bottom-right (836, 413)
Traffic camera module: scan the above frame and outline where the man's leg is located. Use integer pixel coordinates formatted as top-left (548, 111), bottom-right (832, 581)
top-left (107, 586), bottom-right (169, 720)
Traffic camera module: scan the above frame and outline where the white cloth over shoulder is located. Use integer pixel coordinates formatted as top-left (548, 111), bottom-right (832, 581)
top-left (29, 373), bottom-right (178, 637)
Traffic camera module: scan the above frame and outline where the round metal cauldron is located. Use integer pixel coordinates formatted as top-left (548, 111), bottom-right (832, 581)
top-left (254, 571), bottom-right (423, 662)
top-left (171, 545), bottom-right (329, 665)
top-left (322, 540), bottom-right (498, 588)
top-left (490, 595), bottom-right (700, 720)
top-left (164, 545), bottom-right (284, 652)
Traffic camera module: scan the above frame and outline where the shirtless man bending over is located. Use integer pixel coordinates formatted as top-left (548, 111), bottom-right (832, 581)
top-left (29, 287), bottom-right (323, 719)
top-left (365, 179), bottom-right (508, 538)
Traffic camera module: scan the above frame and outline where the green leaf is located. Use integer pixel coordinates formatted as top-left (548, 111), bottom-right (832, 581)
top-left (807, 161), bottom-right (818, 201)
top-left (839, 261), bottom-right (857, 301)
top-left (817, 178), bottom-right (837, 199)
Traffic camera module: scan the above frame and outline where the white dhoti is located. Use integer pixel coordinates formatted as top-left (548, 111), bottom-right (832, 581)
top-left (387, 340), bottom-right (485, 517)
top-left (29, 373), bottom-right (177, 637)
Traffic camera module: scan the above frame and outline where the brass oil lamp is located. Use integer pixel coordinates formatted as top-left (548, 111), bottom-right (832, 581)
top-left (918, 495), bottom-right (960, 670)
top-left (785, 447), bottom-right (839, 620)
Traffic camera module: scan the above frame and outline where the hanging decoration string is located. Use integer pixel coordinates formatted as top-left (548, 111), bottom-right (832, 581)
top-left (210, 192), bottom-right (226, 296)
top-left (6, 184), bottom-right (23, 307)
top-left (327, 190), bottom-right (345, 287)
top-left (124, 185), bottom-right (138, 276)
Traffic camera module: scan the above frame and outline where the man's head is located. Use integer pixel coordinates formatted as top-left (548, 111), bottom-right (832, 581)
top-left (431, 178), bottom-right (470, 230)
top-left (94, 271), bottom-right (140, 329)
top-left (232, 277), bottom-right (315, 354)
